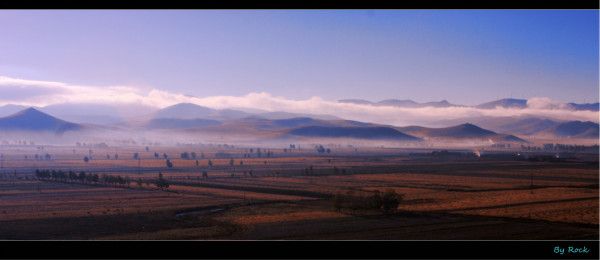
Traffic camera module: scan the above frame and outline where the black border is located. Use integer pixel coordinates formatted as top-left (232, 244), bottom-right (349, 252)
top-left (0, 1), bottom-right (598, 259)
top-left (0, 0), bottom-right (598, 9)
top-left (0, 241), bottom-right (598, 259)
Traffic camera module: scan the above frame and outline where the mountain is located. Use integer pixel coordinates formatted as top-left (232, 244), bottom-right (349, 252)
top-left (193, 117), bottom-right (375, 133)
top-left (462, 117), bottom-right (599, 139)
top-left (153, 103), bottom-right (215, 119)
top-left (0, 104), bottom-right (28, 117)
top-left (476, 117), bottom-right (561, 136)
top-left (256, 111), bottom-right (340, 120)
top-left (567, 102), bottom-right (599, 111)
top-left (0, 108), bottom-right (81, 133)
top-left (476, 98), bottom-right (528, 109)
top-left (144, 118), bottom-right (222, 129)
top-left (542, 121), bottom-right (599, 138)
top-left (340, 99), bottom-right (458, 108)
top-left (288, 126), bottom-right (421, 141)
top-left (271, 117), bottom-right (328, 128)
top-left (399, 123), bottom-right (496, 138)
top-left (377, 99), bottom-right (420, 107)
top-left (398, 123), bottom-right (527, 143)
top-left (419, 100), bottom-right (455, 108)
top-left (338, 99), bottom-right (374, 105)
top-left (153, 103), bottom-right (250, 120)
top-left (341, 98), bottom-right (598, 112)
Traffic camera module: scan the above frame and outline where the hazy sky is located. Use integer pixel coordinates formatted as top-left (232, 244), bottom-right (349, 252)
top-left (0, 10), bottom-right (598, 105)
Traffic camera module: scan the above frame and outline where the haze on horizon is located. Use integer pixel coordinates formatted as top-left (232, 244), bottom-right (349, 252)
top-left (0, 10), bottom-right (598, 106)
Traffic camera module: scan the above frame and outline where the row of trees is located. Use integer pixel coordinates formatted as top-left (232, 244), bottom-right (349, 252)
top-left (35, 169), bottom-right (99, 184)
top-left (316, 145), bottom-right (331, 154)
top-left (333, 189), bottom-right (403, 214)
top-left (35, 169), bottom-right (170, 190)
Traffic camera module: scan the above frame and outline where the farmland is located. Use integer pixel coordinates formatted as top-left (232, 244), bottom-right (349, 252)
top-left (0, 144), bottom-right (597, 240)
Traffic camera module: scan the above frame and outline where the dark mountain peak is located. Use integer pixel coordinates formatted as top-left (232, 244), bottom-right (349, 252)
top-left (9, 107), bottom-right (59, 120)
top-left (0, 107), bottom-right (81, 133)
top-left (444, 123), bottom-right (496, 136)
top-left (16, 107), bottom-right (43, 115)
top-left (158, 103), bottom-right (218, 115)
top-left (177, 102), bottom-right (203, 107)
top-left (458, 123), bottom-right (479, 129)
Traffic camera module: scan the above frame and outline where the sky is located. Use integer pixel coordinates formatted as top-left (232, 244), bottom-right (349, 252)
top-left (0, 10), bottom-right (598, 107)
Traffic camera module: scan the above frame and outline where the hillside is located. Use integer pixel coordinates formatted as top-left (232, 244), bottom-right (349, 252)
top-left (287, 126), bottom-right (421, 141)
top-left (0, 108), bottom-right (81, 133)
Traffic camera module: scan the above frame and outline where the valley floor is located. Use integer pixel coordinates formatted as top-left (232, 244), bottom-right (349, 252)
top-left (0, 146), bottom-right (597, 240)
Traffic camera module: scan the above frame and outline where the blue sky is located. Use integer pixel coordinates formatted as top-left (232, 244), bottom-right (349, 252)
top-left (0, 10), bottom-right (597, 105)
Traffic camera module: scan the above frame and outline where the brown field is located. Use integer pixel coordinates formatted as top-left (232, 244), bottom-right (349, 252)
top-left (0, 145), bottom-right (597, 240)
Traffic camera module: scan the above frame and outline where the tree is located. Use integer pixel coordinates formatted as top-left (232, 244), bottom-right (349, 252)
top-left (381, 189), bottom-right (403, 214)
top-left (316, 145), bottom-right (325, 153)
top-left (91, 173), bottom-right (99, 183)
top-left (181, 152), bottom-right (190, 160)
top-left (155, 173), bottom-right (169, 190)
top-left (85, 173), bottom-right (96, 184)
top-left (78, 171), bottom-right (87, 183)
top-left (69, 171), bottom-right (77, 182)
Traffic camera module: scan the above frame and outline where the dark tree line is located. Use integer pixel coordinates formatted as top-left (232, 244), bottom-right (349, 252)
top-left (333, 189), bottom-right (403, 214)
top-left (35, 169), bottom-right (99, 184)
top-left (35, 169), bottom-right (170, 190)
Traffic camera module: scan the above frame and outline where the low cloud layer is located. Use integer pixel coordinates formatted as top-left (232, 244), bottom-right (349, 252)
top-left (0, 75), bottom-right (597, 127)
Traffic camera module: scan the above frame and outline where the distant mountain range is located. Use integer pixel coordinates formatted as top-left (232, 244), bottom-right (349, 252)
top-left (0, 101), bottom-right (596, 144)
top-left (338, 98), bottom-right (598, 111)
top-left (339, 99), bottom-right (457, 108)
top-left (462, 116), bottom-right (599, 139)
top-left (153, 103), bottom-right (251, 121)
